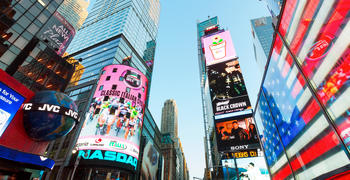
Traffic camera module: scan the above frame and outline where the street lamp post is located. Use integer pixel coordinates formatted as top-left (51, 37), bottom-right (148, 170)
top-left (70, 146), bottom-right (80, 180)
top-left (224, 161), bottom-right (229, 180)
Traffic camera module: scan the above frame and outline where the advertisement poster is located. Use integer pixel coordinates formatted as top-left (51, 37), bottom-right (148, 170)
top-left (0, 82), bottom-right (25, 137)
top-left (201, 30), bottom-right (237, 66)
top-left (215, 115), bottom-right (260, 152)
top-left (222, 156), bottom-right (269, 180)
top-left (207, 59), bottom-right (251, 116)
top-left (77, 65), bottom-right (148, 170)
top-left (39, 12), bottom-right (76, 56)
top-left (140, 140), bottom-right (160, 180)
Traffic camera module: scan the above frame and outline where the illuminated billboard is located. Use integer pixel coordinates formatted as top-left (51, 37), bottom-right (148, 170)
top-left (201, 30), bottom-right (237, 66)
top-left (207, 59), bottom-right (251, 116)
top-left (0, 82), bottom-right (25, 137)
top-left (140, 140), bottom-right (161, 180)
top-left (222, 156), bottom-right (270, 180)
top-left (77, 64), bottom-right (148, 170)
top-left (215, 115), bottom-right (260, 152)
top-left (39, 12), bottom-right (76, 56)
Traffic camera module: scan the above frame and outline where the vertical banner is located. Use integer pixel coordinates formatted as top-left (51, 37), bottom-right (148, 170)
top-left (38, 12), bottom-right (76, 56)
top-left (201, 30), bottom-right (237, 66)
top-left (207, 59), bottom-right (251, 116)
top-left (77, 65), bottom-right (148, 171)
top-left (140, 140), bottom-right (160, 180)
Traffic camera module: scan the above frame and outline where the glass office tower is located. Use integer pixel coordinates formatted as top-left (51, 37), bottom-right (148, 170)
top-left (44, 0), bottom-right (160, 179)
top-left (254, 0), bottom-right (350, 179)
top-left (251, 16), bottom-right (274, 74)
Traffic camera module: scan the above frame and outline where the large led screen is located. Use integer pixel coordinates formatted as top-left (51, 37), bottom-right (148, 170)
top-left (77, 65), bottom-right (148, 170)
top-left (140, 140), bottom-right (161, 180)
top-left (38, 12), bottom-right (76, 56)
top-left (0, 82), bottom-right (25, 137)
top-left (201, 30), bottom-right (237, 66)
top-left (222, 156), bottom-right (270, 180)
top-left (207, 59), bottom-right (251, 116)
top-left (215, 115), bottom-right (260, 152)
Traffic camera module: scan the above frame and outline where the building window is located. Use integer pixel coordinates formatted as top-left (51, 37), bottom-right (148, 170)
top-left (126, 87), bottom-right (130, 93)
top-left (112, 85), bottom-right (117, 89)
top-left (99, 85), bottom-right (103, 90)
top-left (106, 76), bottom-right (111, 81)
top-left (119, 76), bottom-right (124, 81)
top-left (113, 68), bottom-right (117, 72)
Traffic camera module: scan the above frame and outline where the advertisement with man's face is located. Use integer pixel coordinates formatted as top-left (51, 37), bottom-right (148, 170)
top-left (38, 12), bottom-right (76, 56)
top-left (77, 65), bottom-right (148, 170)
top-left (140, 140), bottom-right (160, 180)
top-left (215, 115), bottom-right (260, 152)
top-left (207, 59), bottom-right (251, 116)
top-left (201, 30), bottom-right (237, 66)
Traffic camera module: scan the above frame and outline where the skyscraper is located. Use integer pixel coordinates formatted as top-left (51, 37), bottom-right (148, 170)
top-left (251, 16), bottom-right (274, 73)
top-left (44, 0), bottom-right (161, 179)
top-left (197, 17), bottom-right (269, 179)
top-left (254, 0), bottom-right (350, 179)
top-left (259, 0), bottom-right (283, 18)
top-left (160, 99), bottom-right (189, 180)
top-left (0, 0), bottom-right (77, 92)
top-left (196, 17), bottom-right (220, 176)
top-left (161, 99), bottom-right (178, 138)
top-left (57, 0), bottom-right (89, 31)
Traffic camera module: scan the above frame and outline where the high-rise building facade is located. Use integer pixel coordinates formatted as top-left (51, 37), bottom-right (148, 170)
top-left (161, 99), bottom-right (178, 138)
top-left (57, 0), bottom-right (89, 31)
top-left (254, 0), bottom-right (350, 179)
top-left (196, 17), bottom-right (220, 176)
top-left (251, 16), bottom-right (274, 73)
top-left (44, 0), bottom-right (161, 179)
top-left (160, 99), bottom-right (189, 180)
top-left (0, 0), bottom-right (79, 92)
top-left (198, 17), bottom-right (270, 179)
top-left (260, 0), bottom-right (283, 18)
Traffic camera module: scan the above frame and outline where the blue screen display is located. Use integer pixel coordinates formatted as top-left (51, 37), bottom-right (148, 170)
top-left (0, 82), bottom-right (25, 137)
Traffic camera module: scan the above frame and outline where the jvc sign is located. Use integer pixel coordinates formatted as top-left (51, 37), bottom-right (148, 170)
top-left (23, 103), bottom-right (79, 121)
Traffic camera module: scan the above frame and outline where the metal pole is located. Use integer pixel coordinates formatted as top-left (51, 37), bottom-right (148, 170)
top-left (70, 155), bottom-right (80, 180)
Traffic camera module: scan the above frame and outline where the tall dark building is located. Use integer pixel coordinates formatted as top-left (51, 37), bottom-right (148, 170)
top-left (254, 0), bottom-right (350, 179)
top-left (0, 0), bottom-right (80, 93)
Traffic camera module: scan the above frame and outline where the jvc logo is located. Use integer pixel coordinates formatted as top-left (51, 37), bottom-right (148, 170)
top-left (65, 109), bottom-right (78, 119)
top-left (38, 104), bottom-right (60, 113)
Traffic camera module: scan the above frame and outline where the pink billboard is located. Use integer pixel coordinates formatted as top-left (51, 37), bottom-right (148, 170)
top-left (77, 65), bottom-right (148, 163)
top-left (201, 30), bottom-right (237, 66)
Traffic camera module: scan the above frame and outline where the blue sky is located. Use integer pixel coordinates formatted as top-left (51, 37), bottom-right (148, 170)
top-left (87, 0), bottom-right (270, 178)
top-left (148, 0), bottom-right (270, 178)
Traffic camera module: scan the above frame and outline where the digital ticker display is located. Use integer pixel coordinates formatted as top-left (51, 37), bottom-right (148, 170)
top-left (77, 65), bottom-right (148, 171)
